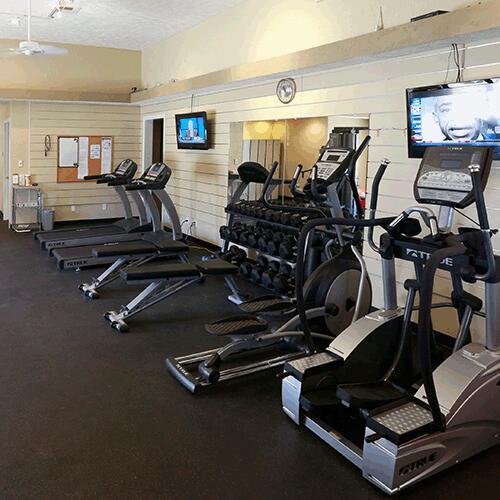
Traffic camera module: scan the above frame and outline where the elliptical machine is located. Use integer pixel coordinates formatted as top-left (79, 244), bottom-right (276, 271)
top-left (166, 139), bottom-right (373, 392)
top-left (281, 145), bottom-right (499, 494)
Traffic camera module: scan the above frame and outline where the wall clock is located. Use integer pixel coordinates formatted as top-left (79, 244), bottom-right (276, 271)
top-left (276, 78), bottom-right (297, 104)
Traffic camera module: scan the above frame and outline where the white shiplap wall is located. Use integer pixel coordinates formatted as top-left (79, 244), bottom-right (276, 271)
top-left (142, 39), bottom-right (500, 338)
top-left (30, 102), bottom-right (142, 221)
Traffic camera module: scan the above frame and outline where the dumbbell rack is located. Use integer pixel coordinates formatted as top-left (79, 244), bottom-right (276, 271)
top-left (221, 202), bottom-right (304, 296)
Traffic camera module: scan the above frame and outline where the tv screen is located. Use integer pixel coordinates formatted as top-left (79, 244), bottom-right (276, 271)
top-left (407, 79), bottom-right (500, 159)
top-left (175, 112), bottom-right (209, 150)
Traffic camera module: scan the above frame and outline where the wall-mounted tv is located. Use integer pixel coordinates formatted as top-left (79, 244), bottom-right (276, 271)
top-left (175, 111), bottom-right (209, 150)
top-left (407, 79), bottom-right (500, 159)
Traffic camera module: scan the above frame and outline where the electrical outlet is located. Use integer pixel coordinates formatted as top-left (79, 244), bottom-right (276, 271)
top-left (71, 205), bottom-right (76, 212)
top-left (18, 160), bottom-right (23, 168)
top-left (102, 203), bottom-right (107, 211)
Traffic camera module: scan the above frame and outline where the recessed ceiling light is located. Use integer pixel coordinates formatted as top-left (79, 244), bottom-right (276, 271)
top-left (9, 16), bottom-right (21, 27)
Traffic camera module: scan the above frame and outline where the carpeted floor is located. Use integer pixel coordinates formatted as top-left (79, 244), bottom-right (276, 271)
top-left (0, 222), bottom-right (498, 500)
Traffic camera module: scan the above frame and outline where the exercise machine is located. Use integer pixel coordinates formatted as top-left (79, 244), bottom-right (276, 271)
top-left (35, 159), bottom-right (151, 251)
top-left (281, 145), bottom-right (499, 494)
top-left (166, 138), bottom-right (374, 392)
top-left (79, 163), bottom-right (189, 298)
top-left (51, 162), bottom-right (179, 271)
top-left (101, 162), bottom-right (274, 332)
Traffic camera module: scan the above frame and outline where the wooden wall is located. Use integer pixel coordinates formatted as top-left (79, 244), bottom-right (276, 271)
top-left (142, 38), bottom-right (500, 339)
top-left (29, 103), bottom-right (142, 221)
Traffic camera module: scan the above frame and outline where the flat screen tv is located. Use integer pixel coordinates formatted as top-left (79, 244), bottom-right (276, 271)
top-left (406, 79), bottom-right (500, 159)
top-left (175, 112), bottom-right (209, 150)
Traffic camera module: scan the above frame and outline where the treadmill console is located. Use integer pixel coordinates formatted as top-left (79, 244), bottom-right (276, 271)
top-left (140, 162), bottom-right (172, 187)
top-left (414, 146), bottom-right (492, 209)
top-left (315, 148), bottom-right (354, 184)
top-left (114, 159), bottom-right (137, 177)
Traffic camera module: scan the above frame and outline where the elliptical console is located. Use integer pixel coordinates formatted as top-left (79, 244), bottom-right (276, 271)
top-left (414, 146), bottom-right (492, 208)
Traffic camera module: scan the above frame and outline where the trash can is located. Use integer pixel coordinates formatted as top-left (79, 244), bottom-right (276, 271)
top-left (41, 208), bottom-right (55, 231)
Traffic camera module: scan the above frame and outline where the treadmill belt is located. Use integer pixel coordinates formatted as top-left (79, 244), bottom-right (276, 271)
top-left (37, 225), bottom-right (123, 244)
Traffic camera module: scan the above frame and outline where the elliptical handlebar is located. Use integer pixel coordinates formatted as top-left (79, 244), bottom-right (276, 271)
top-left (469, 164), bottom-right (497, 282)
top-left (367, 158), bottom-right (391, 253)
top-left (289, 164), bottom-right (304, 198)
top-left (348, 135), bottom-right (371, 217)
top-left (310, 165), bottom-right (326, 203)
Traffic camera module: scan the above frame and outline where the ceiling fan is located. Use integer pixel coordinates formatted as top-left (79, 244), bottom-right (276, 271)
top-left (1, 0), bottom-right (68, 57)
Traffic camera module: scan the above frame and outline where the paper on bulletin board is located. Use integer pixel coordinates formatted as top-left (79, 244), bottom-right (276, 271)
top-left (90, 144), bottom-right (101, 160)
top-left (101, 137), bottom-right (112, 174)
top-left (78, 137), bottom-right (89, 179)
top-left (59, 137), bottom-right (79, 167)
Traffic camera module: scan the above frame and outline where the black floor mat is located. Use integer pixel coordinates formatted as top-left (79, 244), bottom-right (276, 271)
top-left (0, 222), bottom-right (498, 499)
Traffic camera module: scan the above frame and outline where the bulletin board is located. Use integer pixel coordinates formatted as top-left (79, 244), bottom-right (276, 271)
top-left (57, 136), bottom-right (113, 183)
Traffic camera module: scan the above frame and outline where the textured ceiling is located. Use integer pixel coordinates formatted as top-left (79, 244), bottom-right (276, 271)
top-left (0, 0), bottom-right (246, 50)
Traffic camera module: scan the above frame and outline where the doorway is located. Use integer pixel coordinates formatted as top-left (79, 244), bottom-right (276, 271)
top-left (143, 114), bottom-right (165, 169)
top-left (2, 120), bottom-right (10, 220)
top-left (142, 114), bottom-right (166, 219)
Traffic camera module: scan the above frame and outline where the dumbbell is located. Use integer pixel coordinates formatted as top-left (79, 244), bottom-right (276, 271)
top-left (238, 226), bottom-right (254, 246)
top-left (250, 256), bottom-right (269, 283)
top-left (266, 232), bottom-right (285, 256)
top-left (273, 269), bottom-right (296, 294)
top-left (223, 246), bottom-right (247, 264)
top-left (246, 228), bottom-right (261, 248)
top-left (258, 230), bottom-right (274, 251)
top-left (279, 235), bottom-right (297, 260)
top-left (230, 223), bottom-right (247, 242)
top-left (261, 261), bottom-right (281, 288)
top-left (219, 225), bottom-right (231, 240)
top-left (239, 261), bottom-right (253, 278)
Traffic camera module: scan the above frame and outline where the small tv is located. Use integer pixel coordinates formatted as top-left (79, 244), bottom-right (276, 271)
top-left (175, 111), bottom-right (209, 150)
top-left (406, 78), bottom-right (500, 159)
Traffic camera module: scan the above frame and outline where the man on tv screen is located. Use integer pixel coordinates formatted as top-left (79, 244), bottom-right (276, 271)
top-left (179, 118), bottom-right (206, 144)
top-left (433, 94), bottom-right (482, 141)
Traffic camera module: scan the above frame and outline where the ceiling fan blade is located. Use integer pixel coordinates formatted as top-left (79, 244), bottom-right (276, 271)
top-left (38, 45), bottom-right (69, 56)
top-left (0, 48), bottom-right (21, 58)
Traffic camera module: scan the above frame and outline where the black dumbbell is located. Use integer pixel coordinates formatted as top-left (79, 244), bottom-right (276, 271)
top-left (261, 260), bottom-right (281, 288)
top-left (279, 235), bottom-right (297, 260)
top-left (239, 261), bottom-right (253, 278)
top-left (273, 269), bottom-right (296, 293)
top-left (250, 256), bottom-right (269, 284)
top-left (246, 229), bottom-right (260, 248)
top-left (258, 230), bottom-right (274, 251)
top-left (279, 263), bottom-right (292, 277)
top-left (232, 247), bottom-right (247, 265)
top-left (219, 225), bottom-right (231, 240)
top-left (266, 232), bottom-right (285, 256)
top-left (230, 223), bottom-right (247, 242)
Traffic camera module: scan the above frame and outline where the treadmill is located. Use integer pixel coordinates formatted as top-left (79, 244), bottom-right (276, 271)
top-left (35, 159), bottom-right (151, 251)
top-left (51, 162), bottom-right (180, 271)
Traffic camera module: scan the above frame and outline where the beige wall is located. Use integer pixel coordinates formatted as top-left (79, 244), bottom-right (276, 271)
top-left (141, 35), bottom-right (500, 339)
top-left (141, 0), bottom-right (482, 88)
top-left (0, 40), bottom-right (140, 95)
top-left (284, 118), bottom-right (328, 180)
top-left (5, 102), bottom-right (141, 222)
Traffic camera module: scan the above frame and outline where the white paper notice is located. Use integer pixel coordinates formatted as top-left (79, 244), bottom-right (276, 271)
top-left (101, 137), bottom-right (112, 174)
top-left (59, 137), bottom-right (79, 167)
top-left (90, 144), bottom-right (101, 160)
top-left (78, 137), bottom-right (89, 179)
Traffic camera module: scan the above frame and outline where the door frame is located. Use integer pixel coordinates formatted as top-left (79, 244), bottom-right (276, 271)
top-left (3, 119), bottom-right (11, 220)
top-left (142, 112), bottom-right (166, 172)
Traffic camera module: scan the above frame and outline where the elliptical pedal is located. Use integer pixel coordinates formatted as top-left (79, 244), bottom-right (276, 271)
top-left (205, 315), bottom-right (268, 336)
top-left (238, 295), bottom-right (295, 314)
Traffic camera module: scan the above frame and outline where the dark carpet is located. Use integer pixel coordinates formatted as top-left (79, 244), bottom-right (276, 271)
top-left (0, 222), bottom-right (498, 500)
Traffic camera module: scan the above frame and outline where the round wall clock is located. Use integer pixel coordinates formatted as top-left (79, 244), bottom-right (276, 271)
top-left (276, 78), bottom-right (297, 104)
